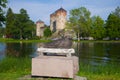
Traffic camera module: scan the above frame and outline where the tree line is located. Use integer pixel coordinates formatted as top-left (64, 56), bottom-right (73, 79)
top-left (67, 6), bottom-right (120, 40)
top-left (0, 0), bottom-right (120, 40)
top-left (0, 0), bottom-right (7, 37)
top-left (0, 0), bottom-right (36, 39)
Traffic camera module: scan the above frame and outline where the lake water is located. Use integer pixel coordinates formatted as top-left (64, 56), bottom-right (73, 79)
top-left (0, 42), bottom-right (120, 65)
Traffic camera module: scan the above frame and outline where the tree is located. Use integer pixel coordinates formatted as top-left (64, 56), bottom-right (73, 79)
top-left (78, 7), bottom-right (92, 37)
top-left (91, 16), bottom-right (105, 40)
top-left (5, 8), bottom-right (15, 38)
top-left (66, 7), bottom-right (92, 41)
top-left (44, 27), bottom-right (52, 37)
top-left (5, 8), bottom-right (35, 39)
top-left (18, 8), bottom-right (30, 39)
top-left (113, 6), bottom-right (120, 18)
top-left (105, 7), bottom-right (120, 39)
top-left (0, 27), bottom-right (5, 37)
top-left (23, 20), bottom-right (35, 39)
top-left (105, 14), bottom-right (120, 39)
top-left (0, 0), bottom-right (7, 27)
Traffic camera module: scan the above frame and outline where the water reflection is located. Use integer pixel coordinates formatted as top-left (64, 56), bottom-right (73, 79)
top-left (0, 42), bottom-right (120, 65)
top-left (5, 43), bottom-right (36, 57)
top-left (73, 42), bottom-right (120, 65)
top-left (0, 43), bottom-right (6, 60)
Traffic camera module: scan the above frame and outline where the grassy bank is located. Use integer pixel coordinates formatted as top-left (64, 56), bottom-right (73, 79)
top-left (74, 40), bottom-right (120, 43)
top-left (0, 38), bottom-right (51, 43)
top-left (1, 38), bottom-right (120, 43)
top-left (0, 57), bottom-right (120, 80)
top-left (0, 57), bottom-right (71, 80)
top-left (78, 62), bottom-right (120, 80)
top-left (0, 57), bottom-right (31, 80)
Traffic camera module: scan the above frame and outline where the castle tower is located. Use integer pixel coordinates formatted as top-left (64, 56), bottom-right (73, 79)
top-left (36, 20), bottom-right (45, 37)
top-left (50, 7), bottom-right (67, 32)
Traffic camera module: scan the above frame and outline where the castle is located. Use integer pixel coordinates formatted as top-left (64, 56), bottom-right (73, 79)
top-left (36, 20), bottom-right (45, 37)
top-left (50, 7), bottom-right (67, 32)
top-left (36, 7), bottom-right (67, 37)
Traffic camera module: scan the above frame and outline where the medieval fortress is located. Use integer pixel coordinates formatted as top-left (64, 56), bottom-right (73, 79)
top-left (36, 7), bottom-right (67, 37)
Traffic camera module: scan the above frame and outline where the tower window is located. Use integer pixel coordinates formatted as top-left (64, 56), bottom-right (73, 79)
top-left (53, 21), bottom-right (56, 32)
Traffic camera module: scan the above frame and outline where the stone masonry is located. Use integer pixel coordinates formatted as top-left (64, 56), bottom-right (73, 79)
top-left (36, 20), bottom-right (45, 37)
top-left (36, 7), bottom-right (67, 37)
top-left (50, 7), bottom-right (67, 32)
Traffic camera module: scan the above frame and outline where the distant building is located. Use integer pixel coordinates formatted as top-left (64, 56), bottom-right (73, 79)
top-left (36, 7), bottom-right (67, 37)
top-left (36, 20), bottom-right (45, 37)
top-left (50, 7), bottom-right (67, 32)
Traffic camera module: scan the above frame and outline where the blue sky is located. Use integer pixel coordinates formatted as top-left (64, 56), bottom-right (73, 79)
top-left (8, 0), bottom-right (120, 25)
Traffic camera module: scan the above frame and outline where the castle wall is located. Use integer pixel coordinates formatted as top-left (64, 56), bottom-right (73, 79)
top-left (56, 12), bottom-right (67, 31)
top-left (36, 8), bottom-right (67, 37)
top-left (50, 8), bottom-right (67, 32)
top-left (50, 14), bottom-right (56, 32)
top-left (36, 21), bottom-right (44, 37)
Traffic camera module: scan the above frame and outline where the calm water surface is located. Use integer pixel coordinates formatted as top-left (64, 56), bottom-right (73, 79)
top-left (0, 42), bottom-right (120, 65)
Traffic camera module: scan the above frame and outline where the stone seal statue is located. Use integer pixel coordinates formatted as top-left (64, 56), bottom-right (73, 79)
top-left (43, 37), bottom-right (72, 49)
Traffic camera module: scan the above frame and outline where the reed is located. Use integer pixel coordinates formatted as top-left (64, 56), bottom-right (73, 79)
top-left (78, 62), bottom-right (120, 80)
top-left (0, 57), bottom-right (31, 79)
top-left (0, 56), bottom-right (120, 80)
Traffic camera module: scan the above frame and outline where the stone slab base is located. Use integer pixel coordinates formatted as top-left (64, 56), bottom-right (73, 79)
top-left (32, 56), bottom-right (79, 78)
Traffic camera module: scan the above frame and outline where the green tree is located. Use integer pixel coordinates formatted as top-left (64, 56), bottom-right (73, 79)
top-left (105, 14), bottom-right (120, 39)
top-left (44, 27), bottom-right (52, 37)
top-left (14, 8), bottom-right (35, 39)
top-left (18, 8), bottom-right (30, 39)
top-left (5, 8), bottom-right (35, 39)
top-left (113, 6), bottom-right (120, 18)
top-left (91, 16), bottom-right (105, 40)
top-left (78, 7), bottom-right (92, 37)
top-left (0, 0), bottom-right (7, 27)
top-left (0, 27), bottom-right (5, 37)
top-left (66, 7), bottom-right (92, 41)
top-left (23, 20), bottom-right (35, 39)
top-left (5, 8), bottom-right (16, 38)
top-left (105, 7), bottom-right (120, 39)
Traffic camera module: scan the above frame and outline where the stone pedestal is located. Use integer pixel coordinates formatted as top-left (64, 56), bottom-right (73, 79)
top-left (32, 56), bottom-right (79, 78)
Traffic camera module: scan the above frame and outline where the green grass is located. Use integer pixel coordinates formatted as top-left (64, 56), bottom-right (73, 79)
top-left (0, 57), bottom-right (31, 80)
top-left (0, 38), bottom-right (51, 43)
top-left (78, 62), bottom-right (120, 80)
top-left (1, 38), bottom-right (120, 43)
top-left (0, 57), bottom-right (71, 80)
top-left (0, 56), bottom-right (120, 80)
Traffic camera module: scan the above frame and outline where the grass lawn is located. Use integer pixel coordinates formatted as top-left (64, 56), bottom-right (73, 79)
top-left (0, 57), bottom-right (120, 80)
top-left (78, 62), bottom-right (120, 80)
top-left (0, 57), bottom-right (31, 80)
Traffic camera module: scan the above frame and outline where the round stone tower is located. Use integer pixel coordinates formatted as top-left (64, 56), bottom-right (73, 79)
top-left (50, 7), bottom-right (67, 32)
top-left (36, 20), bottom-right (45, 37)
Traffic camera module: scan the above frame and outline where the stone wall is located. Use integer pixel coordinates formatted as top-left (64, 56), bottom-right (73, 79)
top-left (50, 7), bottom-right (67, 32)
top-left (36, 8), bottom-right (67, 37)
top-left (36, 20), bottom-right (45, 37)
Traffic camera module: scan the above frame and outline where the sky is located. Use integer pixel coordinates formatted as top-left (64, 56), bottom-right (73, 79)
top-left (8, 0), bottom-right (120, 25)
